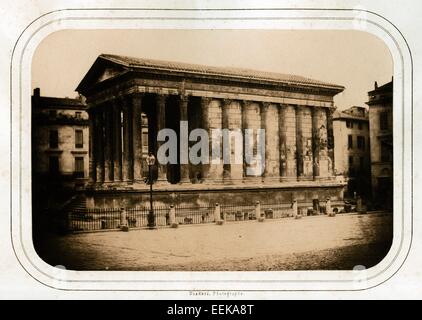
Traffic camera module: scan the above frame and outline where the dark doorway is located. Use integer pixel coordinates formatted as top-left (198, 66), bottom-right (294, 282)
top-left (165, 95), bottom-right (181, 184)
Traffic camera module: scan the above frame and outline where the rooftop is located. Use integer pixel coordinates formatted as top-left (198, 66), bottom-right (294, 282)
top-left (32, 88), bottom-right (86, 110)
top-left (333, 106), bottom-right (368, 121)
top-left (368, 79), bottom-right (393, 95)
top-left (77, 53), bottom-right (345, 93)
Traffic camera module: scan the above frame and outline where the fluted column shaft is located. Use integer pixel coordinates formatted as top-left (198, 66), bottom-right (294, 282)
top-left (312, 107), bottom-right (329, 179)
top-left (221, 99), bottom-right (231, 183)
top-left (104, 107), bottom-right (112, 182)
top-left (279, 105), bottom-right (297, 181)
top-left (113, 101), bottom-right (122, 181)
top-left (122, 101), bottom-right (132, 182)
top-left (200, 97), bottom-right (211, 181)
top-left (88, 108), bottom-right (97, 183)
top-left (95, 108), bottom-right (105, 183)
top-left (296, 105), bottom-right (313, 180)
top-left (179, 96), bottom-right (190, 183)
top-left (326, 107), bottom-right (335, 177)
top-left (156, 94), bottom-right (167, 183)
top-left (132, 94), bottom-right (144, 182)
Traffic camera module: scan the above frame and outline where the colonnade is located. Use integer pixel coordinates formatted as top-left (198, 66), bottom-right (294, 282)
top-left (88, 93), bottom-right (335, 185)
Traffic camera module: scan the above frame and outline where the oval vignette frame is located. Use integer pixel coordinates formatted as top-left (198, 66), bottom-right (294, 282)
top-left (10, 8), bottom-right (412, 292)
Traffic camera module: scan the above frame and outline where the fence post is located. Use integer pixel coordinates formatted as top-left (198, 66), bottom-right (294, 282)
top-left (292, 198), bottom-right (300, 219)
top-left (215, 203), bottom-right (223, 225)
top-left (120, 207), bottom-right (129, 231)
top-left (326, 197), bottom-right (335, 217)
top-left (356, 196), bottom-right (365, 214)
top-left (256, 201), bottom-right (264, 222)
top-left (169, 205), bottom-right (178, 228)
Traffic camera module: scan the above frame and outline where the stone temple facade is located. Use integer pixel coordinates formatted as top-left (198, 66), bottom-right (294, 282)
top-left (76, 54), bottom-right (346, 207)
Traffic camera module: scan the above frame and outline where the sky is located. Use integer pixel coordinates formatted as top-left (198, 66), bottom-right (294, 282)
top-left (32, 29), bottom-right (393, 110)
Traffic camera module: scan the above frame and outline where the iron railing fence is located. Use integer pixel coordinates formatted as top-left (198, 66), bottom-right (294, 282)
top-left (63, 199), bottom-right (343, 233)
top-left (174, 204), bottom-right (216, 225)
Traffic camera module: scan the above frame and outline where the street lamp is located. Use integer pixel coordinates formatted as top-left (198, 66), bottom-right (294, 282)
top-left (146, 152), bottom-right (156, 229)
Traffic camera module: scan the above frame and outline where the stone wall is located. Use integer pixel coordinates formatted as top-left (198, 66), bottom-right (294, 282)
top-left (85, 184), bottom-right (345, 209)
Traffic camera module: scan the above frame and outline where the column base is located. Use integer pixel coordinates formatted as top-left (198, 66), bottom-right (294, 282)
top-left (280, 176), bottom-right (298, 183)
top-left (242, 176), bottom-right (263, 185)
top-left (179, 178), bottom-right (191, 184)
top-left (297, 176), bottom-right (314, 182)
top-left (203, 178), bottom-right (224, 185)
top-left (262, 176), bottom-right (281, 184)
top-left (155, 179), bottom-right (170, 187)
top-left (313, 176), bottom-right (335, 182)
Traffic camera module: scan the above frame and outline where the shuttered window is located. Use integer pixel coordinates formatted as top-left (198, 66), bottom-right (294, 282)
top-left (75, 130), bottom-right (83, 148)
top-left (49, 130), bottom-right (58, 148)
top-left (74, 157), bottom-right (84, 178)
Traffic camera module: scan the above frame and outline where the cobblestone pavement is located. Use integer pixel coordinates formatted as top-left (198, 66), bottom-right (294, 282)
top-left (36, 212), bottom-right (392, 271)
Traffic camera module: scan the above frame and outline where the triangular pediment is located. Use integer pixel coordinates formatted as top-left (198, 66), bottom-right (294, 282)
top-left (75, 56), bottom-right (129, 95)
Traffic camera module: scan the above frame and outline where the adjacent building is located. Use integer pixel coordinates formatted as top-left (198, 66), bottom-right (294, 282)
top-left (32, 88), bottom-right (89, 190)
top-left (76, 54), bottom-right (346, 208)
top-left (367, 79), bottom-right (393, 210)
top-left (333, 106), bottom-right (371, 198)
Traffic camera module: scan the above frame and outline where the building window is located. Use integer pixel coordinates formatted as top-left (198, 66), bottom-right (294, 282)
top-left (358, 122), bottom-right (363, 130)
top-left (75, 129), bottom-right (83, 148)
top-left (49, 130), bottom-right (58, 148)
top-left (348, 135), bottom-right (353, 149)
top-left (49, 156), bottom-right (59, 174)
top-left (75, 111), bottom-right (82, 119)
top-left (74, 157), bottom-right (84, 178)
top-left (357, 136), bottom-right (365, 150)
top-left (346, 120), bottom-right (353, 128)
top-left (381, 143), bottom-right (391, 162)
top-left (380, 112), bottom-right (389, 130)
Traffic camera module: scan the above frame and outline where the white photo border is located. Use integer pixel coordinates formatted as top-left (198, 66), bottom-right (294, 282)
top-left (10, 8), bottom-right (413, 292)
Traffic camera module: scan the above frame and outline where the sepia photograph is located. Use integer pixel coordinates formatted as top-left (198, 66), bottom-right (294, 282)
top-left (31, 29), bottom-right (394, 272)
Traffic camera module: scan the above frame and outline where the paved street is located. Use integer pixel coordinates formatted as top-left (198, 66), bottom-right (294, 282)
top-left (36, 212), bottom-right (392, 271)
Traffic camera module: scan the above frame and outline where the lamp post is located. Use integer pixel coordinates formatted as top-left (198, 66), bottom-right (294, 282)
top-left (146, 152), bottom-right (156, 229)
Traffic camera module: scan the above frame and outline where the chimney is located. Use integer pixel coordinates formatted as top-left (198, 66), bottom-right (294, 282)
top-left (33, 87), bottom-right (40, 97)
top-left (374, 81), bottom-right (378, 89)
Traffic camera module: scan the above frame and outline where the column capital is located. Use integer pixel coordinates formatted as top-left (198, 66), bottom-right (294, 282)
top-left (261, 101), bottom-right (272, 112)
top-left (180, 95), bottom-right (189, 104)
top-left (201, 96), bottom-right (213, 106)
top-left (130, 92), bottom-right (145, 102)
top-left (222, 98), bottom-right (233, 107)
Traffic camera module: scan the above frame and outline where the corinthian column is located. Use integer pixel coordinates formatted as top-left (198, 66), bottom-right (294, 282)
top-left (156, 94), bottom-right (168, 183)
top-left (221, 99), bottom-right (232, 184)
top-left (242, 100), bottom-right (262, 183)
top-left (104, 107), bottom-right (112, 182)
top-left (207, 99), bottom-right (224, 183)
top-left (95, 108), bottom-right (105, 184)
top-left (261, 102), bottom-right (279, 183)
top-left (200, 97), bottom-right (211, 182)
top-left (132, 93), bottom-right (144, 182)
top-left (326, 107), bottom-right (335, 177)
top-left (296, 105), bottom-right (313, 181)
top-left (279, 105), bottom-right (297, 181)
top-left (88, 107), bottom-right (97, 183)
top-left (312, 107), bottom-right (330, 179)
top-left (113, 100), bottom-right (122, 182)
top-left (122, 100), bottom-right (132, 182)
top-left (179, 95), bottom-right (190, 184)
